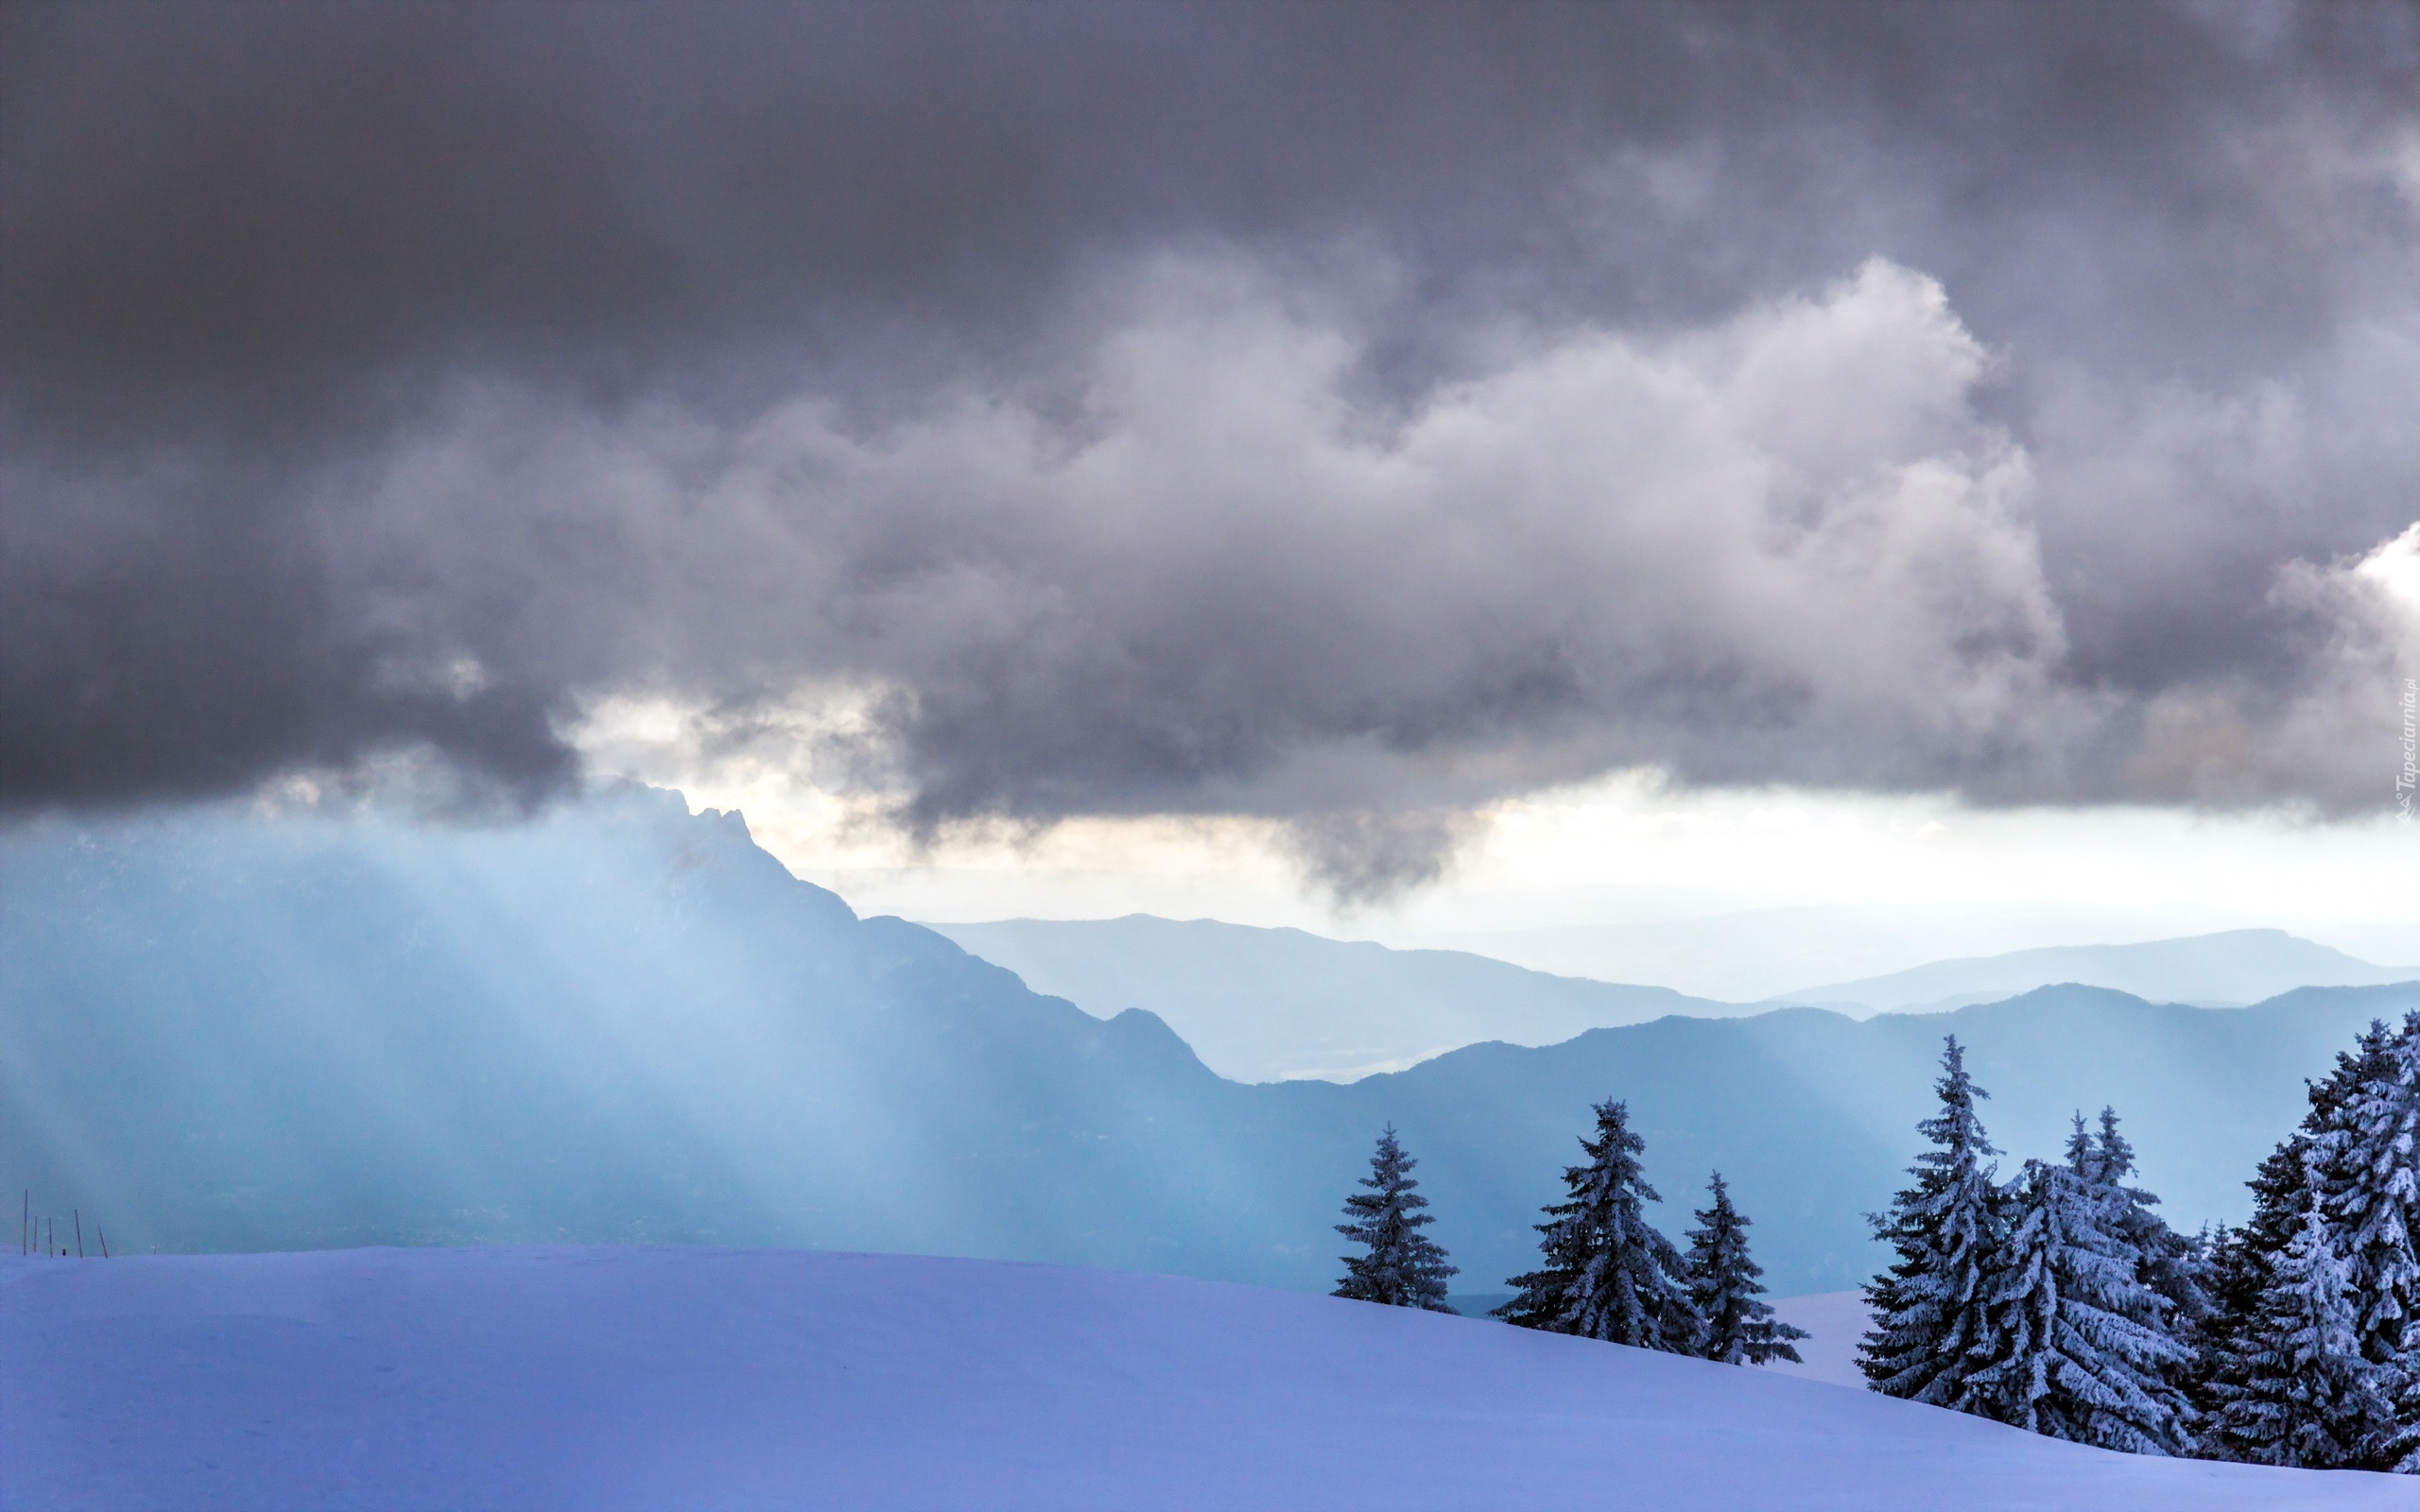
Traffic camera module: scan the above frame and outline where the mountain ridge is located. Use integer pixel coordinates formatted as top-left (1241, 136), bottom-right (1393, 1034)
top-left (1767, 928), bottom-right (2417, 1014)
top-left (8, 789), bottom-right (2415, 1298)
top-left (928, 913), bottom-right (1760, 1082)
top-left (929, 914), bottom-right (2415, 1074)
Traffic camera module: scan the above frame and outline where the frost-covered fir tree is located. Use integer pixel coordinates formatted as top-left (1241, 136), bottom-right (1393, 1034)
top-left (2079, 1107), bottom-right (2211, 1332)
top-left (2066, 1105), bottom-right (2213, 1443)
top-left (1860, 1036), bottom-right (2004, 1412)
top-left (2384, 1349), bottom-right (2420, 1474)
top-left (1498, 1099), bottom-right (1703, 1353)
top-left (2315, 1011), bottom-right (2420, 1470)
top-left (1333, 1125), bottom-right (1458, 1311)
top-left (2208, 1181), bottom-right (2394, 1468)
top-left (1971, 1157), bottom-right (2191, 1452)
top-left (1685, 1171), bottom-right (1807, 1366)
top-left (2192, 1025), bottom-right (2392, 1433)
top-left (2195, 1017), bottom-right (2415, 1468)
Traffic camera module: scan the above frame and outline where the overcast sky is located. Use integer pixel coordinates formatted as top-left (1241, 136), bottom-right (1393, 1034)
top-left (4, 1), bottom-right (2415, 917)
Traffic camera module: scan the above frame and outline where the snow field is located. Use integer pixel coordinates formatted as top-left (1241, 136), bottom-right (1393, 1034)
top-left (2, 1246), bottom-right (2406, 1510)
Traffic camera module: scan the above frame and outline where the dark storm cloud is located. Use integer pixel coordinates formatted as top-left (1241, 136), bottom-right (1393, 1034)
top-left (5, 0), bottom-right (2417, 881)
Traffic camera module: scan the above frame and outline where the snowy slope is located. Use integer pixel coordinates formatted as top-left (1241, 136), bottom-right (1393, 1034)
top-left (2, 1247), bottom-right (2402, 1511)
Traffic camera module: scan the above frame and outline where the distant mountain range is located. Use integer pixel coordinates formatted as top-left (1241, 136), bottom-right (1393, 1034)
top-left (927, 916), bottom-right (1750, 1082)
top-left (1405, 908), bottom-right (2420, 1005)
top-left (1407, 905), bottom-right (2243, 1005)
top-left (6, 788), bottom-right (2415, 1298)
top-left (1764, 930), bottom-right (2419, 1014)
top-left (932, 914), bottom-right (2418, 1073)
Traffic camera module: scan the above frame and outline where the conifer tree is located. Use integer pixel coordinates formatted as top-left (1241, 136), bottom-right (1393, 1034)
top-left (1498, 1099), bottom-right (1703, 1352)
top-left (2067, 1105), bottom-right (2213, 1439)
top-left (2196, 1157), bottom-right (2321, 1435)
top-left (2318, 1010), bottom-right (2420, 1469)
top-left (2208, 1183), bottom-right (2394, 1468)
top-left (2194, 1017), bottom-right (2414, 1467)
top-left (2083, 1107), bottom-right (2212, 1332)
top-left (1333, 1125), bottom-right (1458, 1311)
top-left (2192, 1024), bottom-right (2387, 1426)
top-left (2384, 1362), bottom-right (2420, 1474)
top-left (2194, 1220), bottom-right (2261, 1415)
top-left (1685, 1171), bottom-right (1807, 1366)
top-left (1972, 1157), bottom-right (2192, 1452)
top-left (1860, 1036), bottom-right (2004, 1412)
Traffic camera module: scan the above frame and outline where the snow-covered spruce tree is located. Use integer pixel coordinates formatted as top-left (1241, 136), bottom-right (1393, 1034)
top-left (2067, 1106), bottom-right (2213, 1443)
top-left (2081, 1107), bottom-right (2212, 1333)
top-left (2318, 1010), bottom-right (2420, 1470)
top-left (2208, 1181), bottom-right (2394, 1468)
top-left (2193, 1016), bottom-right (2414, 1466)
top-left (1860, 1036), bottom-right (2005, 1412)
top-left (1497, 1099), bottom-right (1703, 1353)
top-left (2387, 1348), bottom-right (2420, 1474)
top-left (2197, 1156), bottom-right (2334, 1442)
top-left (1333, 1125), bottom-right (1459, 1311)
top-left (1970, 1157), bottom-right (2192, 1452)
top-left (1685, 1171), bottom-right (1807, 1366)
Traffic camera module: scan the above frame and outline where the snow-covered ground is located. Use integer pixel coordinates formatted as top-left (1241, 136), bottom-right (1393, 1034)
top-left (2, 1247), bottom-right (2403, 1510)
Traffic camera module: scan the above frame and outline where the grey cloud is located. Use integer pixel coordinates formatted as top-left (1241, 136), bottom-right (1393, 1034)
top-left (12, 1), bottom-right (2411, 426)
top-left (4, 0), bottom-right (2417, 885)
top-left (290, 261), bottom-right (2150, 823)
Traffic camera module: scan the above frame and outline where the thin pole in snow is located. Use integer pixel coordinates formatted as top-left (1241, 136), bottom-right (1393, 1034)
top-left (74, 1209), bottom-right (82, 1259)
top-left (98, 1227), bottom-right (109, 1260)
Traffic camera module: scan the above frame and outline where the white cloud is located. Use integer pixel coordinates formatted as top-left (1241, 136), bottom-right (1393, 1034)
top-left (379, 257), bottom-right (2063, 830)
top-left (2119, 521), bottom-right (2420, 811)
top-left (333, 252), bottom-right (2411, 898)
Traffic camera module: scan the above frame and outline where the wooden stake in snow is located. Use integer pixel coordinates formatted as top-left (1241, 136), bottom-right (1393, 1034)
top-left (75, 1209), bottom-right (83, 1259)
top-left (98, 1227), bottom-right (110, 1260)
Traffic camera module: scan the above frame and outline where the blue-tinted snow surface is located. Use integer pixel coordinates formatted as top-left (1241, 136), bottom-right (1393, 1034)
top-left (2, 1246), bottom-right (2405, 1511)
